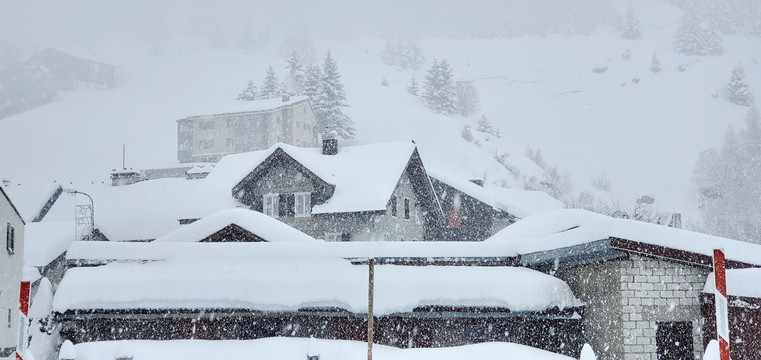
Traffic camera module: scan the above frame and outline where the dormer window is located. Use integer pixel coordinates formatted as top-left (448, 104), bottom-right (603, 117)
top-left (404, 198), bottom-right (411, 219)
top-left (263, 194), bottom-right (279, 217)
top-left (6, 223), bottom-right (14, 255)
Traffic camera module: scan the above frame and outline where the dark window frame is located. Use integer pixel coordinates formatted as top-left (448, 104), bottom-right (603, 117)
top-left (6, 223), bottom-right (13, 255)
top-left (390, 196), bottom-right (397, 217)
top-left (404, 198), bottom-right (410, 219)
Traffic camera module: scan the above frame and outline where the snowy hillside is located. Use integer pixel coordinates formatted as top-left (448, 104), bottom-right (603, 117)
top-left (0, 0), bottom-right (759, 225)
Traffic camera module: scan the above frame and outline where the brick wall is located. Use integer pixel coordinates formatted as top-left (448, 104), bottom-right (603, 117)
top-left (619, 254), bottom-right (710, 360)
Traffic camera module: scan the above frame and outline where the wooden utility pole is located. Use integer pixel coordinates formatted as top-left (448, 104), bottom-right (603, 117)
top-left (367, 257), bottom-right (375, 360)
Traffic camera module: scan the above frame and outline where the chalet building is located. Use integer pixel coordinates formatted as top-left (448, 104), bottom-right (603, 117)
top-left (220, 140), bottom-right (445, 242)
top-left (489, 209), bottom-right (761, 360)
top-left (177, 96), bottom-right (317, 163)
top-left (0, 187), bottom-right (25, 360)
top-left (54, 237), bottom-right (586, 358)
top-left (32, 48), bottom-right (117, 90)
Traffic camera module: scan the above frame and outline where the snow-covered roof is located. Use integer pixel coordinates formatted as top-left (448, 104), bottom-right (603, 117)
top-left (152, 208), bottom-right (319, 243)
top-left (488, 209), bottom-right (761, 267)
top-left (703, 268), bottom-right (761, 298)
top-left (428, 170), bottom-right (563, 218)
top-left (53, 257), bottom-right (581, 314)
top-left (208, 142), bottom-right (421, 215)
top-left (24, 221), bottom-right (76, 267)
top-left (181, 96), bottom-right (310, 119)
top-left (65, 240), bottom-right (520, 264)
top-left (20, 179), bottom-right (200, 241)
top-left (71, 337), bottom-right (576, 360)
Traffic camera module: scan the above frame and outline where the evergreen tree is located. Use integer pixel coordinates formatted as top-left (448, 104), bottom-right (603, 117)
top-left (694, 107), bottom-right (761, 243)
top-left (423, 59), bottom-right (457, 115)
top-left (407, 74), bottom-right (419, 96)
top-left (650, 53), bottom-right (662, 73)
top-left (302, 64), bottom-right (322, 101)
top-left (260, 66), bottom-right (283, 99)
top-left (727, 63), bottom-right (754, 106)
top-left (404, 39), bottom-right (424, 70)
top-left (315, 51), bottom-right (355, 139)
top-left (675, 9), bottom-right (724, 55)
top-left (285, 51), bottom-right (305, 95)
top-left (621, 7), bottom-right (641, 39)
top-left (476, 114), bottom-right (500, 137)
top-left (236, 79), bottom-right (258, 101)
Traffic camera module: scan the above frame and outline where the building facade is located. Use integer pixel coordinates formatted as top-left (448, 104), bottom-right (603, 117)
top-left (177, 96), bottom-right (317, 163)
top-left (0, 188), bottom-right (24, 360)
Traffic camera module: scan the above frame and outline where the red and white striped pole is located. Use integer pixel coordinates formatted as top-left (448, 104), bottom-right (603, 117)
top-left (713, 249), bottom-right (730, 360)
top-left (16, 281), bottom-right (29, 360)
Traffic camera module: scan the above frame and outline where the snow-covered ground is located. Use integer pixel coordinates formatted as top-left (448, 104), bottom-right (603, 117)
top-left (69, 337), bottom-right (577, 360)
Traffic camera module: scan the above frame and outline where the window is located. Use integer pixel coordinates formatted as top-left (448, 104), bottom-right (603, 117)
top-left (6, 309), bottom-right (9, 328)
top-left (199, 140), bottom-right (213, 150)
top-left (198, 120), bottom-right (214, 130)
top-left (226, 138), bottom-right (235, 147)
top-left (6, 223), bottom-right (14, 255)
top-left (325, 232), bottom-right (342, 242)
top-left (404, 198), bottom-right (410, 219)
top-left (179, 123), bottom-right (192, 133)
top-left (295, 192), bottom-right (311, 217)
top-left (390, 196), bottom-right (397, 217)
top-left (263, 194), bottom-right (279, 217)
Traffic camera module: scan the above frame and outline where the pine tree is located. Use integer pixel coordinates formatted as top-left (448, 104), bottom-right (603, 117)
top-left (675, 9), bottom-right (724, 55)
top-left (727, 64), bottom-right (754, 106)
top-left (650, 53), bottom-right (662, 73)
top-left (407, 75), bottom-right (419, 96)
top-left (621, 7), bottom-right (641, 39)
top-left (260, 66), bottom-right (283, 99)
top-left (315, 51), bottom-right (355, 139)
top-left (476, 114), bottom-right (500, 137)
top-left (423, 59), bottom-right (457, 115)
top-left (285, 51), bottom-right (305, 95)
top-left (236, 79), bottom-right (258, 101)
top-left (302, 64), bottom-right (322, 101)
top-left (404, 39), bottom-right (424, 70)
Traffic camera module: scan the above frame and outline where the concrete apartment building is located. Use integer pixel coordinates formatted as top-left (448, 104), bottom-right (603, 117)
top-left (177, 96), bottom-right (317, 163)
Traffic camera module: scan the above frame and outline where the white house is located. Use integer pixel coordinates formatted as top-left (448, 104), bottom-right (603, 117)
top-left (0, 187), bottom-right (25, 360)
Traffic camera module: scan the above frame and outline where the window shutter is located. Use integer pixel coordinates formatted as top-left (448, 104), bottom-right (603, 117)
top-left (278, 194), bottom-right (287, 217)
top-left (253, 195), bottom-right (263, 212)
top-left (286, 194), bottom-right (295, 217)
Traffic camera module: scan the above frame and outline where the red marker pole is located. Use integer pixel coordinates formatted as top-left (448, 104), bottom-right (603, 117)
top-left (713, 249), bottom-right (730, 360)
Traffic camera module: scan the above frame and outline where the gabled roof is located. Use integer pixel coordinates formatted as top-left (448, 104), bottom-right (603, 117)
top-left (24, 221), bottom-right (75, 267)
top-left (0, 186), bottom-right (25, 224)
top-left (488, 209), bottom-right (761, 269)
top-left (221, 142), bottom-right (441, 216)
top-left (153, 209), bottom-right (319, 243)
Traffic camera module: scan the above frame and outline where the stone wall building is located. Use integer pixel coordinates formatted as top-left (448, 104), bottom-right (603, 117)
top-left (495, 209), bottom-right (761, 360)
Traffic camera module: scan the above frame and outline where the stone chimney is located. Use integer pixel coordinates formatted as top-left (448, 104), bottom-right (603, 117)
top-left (322, 133), bottom-right (338, 155)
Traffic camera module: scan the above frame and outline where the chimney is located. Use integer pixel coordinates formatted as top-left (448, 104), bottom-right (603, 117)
top-left (282, 94), bottom-right (290, 102)
top-left (322, 132), bottom-right (338, 155)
